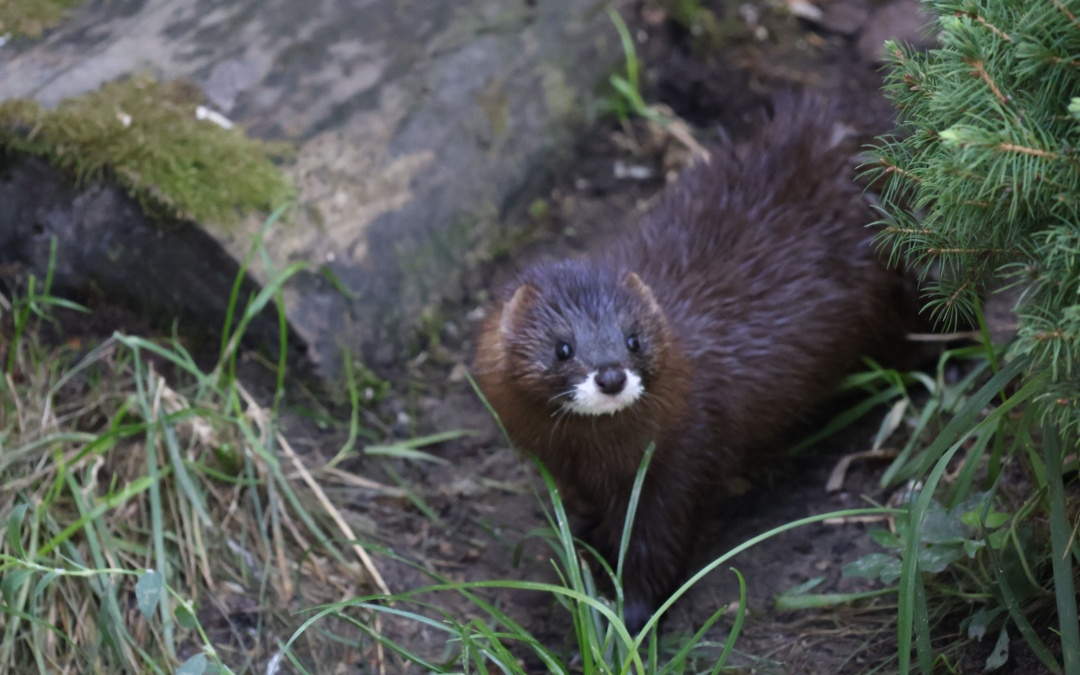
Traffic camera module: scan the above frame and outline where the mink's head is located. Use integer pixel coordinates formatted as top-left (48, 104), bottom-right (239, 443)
top-left (482, 261), bottom-right (673, 417)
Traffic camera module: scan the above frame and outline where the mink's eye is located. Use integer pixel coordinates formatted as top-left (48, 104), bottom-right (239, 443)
top-left (555, 341), bottom-right (574, 361)
top-left (626, 334), bottom-right (641, 353)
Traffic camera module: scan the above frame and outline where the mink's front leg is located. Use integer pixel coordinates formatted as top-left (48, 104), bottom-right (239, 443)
top-left (584, 484), bottom-right (700, 634)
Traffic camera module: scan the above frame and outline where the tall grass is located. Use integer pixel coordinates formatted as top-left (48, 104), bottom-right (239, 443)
top-left (0, 218), bottom-right (386, 673)
top-left (815, 327), bottom-right (1079, 673)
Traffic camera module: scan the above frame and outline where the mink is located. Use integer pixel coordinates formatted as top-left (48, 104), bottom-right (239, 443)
top-left (474, 97), bottom-right (907, 632)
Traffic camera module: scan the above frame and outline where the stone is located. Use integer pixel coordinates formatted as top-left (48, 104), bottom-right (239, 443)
top-left (0, 0), bottom-right (627, 377)
top-left (0, 152), bottom-right (287, 353)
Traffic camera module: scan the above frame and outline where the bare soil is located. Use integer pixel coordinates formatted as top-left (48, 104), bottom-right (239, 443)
top-left (342, 2), bottom-right (1050, 672)
top-left (337, 1), bottom-right (927, 672)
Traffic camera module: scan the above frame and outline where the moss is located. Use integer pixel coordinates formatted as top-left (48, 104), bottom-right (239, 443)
top-left (0, 76), bottom-right (294, 226)
top-left (0, 0), bottom-right (81, 40)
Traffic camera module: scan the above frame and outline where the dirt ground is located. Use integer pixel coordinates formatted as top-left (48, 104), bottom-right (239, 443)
top-left (328, 1), bottom-right (939, 672)
top-left (325, 1), bottom-right (1058, 672)
top-left (261, 1), bottom-right (1056, 672)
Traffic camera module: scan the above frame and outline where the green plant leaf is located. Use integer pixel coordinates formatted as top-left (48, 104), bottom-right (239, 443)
top-left (843, 553), bottom-right (902, 584)
top-left (5, 502), bottom-right (29, 557)
top-left (869, 528), bottom-right (902, 549)
top-left (135, 569), bottom-right (164, 619)
top-left (960, 508), bottom-right (1009, 529)
top-left (176, 602), bottom-right (198, 631)
top-left (177, 653), bottom-right (208, 675)
top-left (921, 502), bottom-right (969, 545)
top-left (1, 568), bottom-right (32, 606)
top-left (917, 544), bottom-right (964, 574)
top-left (985, 625), bottom-right (1010, 671)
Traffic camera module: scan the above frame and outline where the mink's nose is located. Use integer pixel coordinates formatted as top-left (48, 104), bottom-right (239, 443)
top-left (595, 367), bottom-right (627, 395)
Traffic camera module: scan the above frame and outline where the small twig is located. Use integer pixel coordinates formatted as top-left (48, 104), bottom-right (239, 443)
top-left (267, 477), bottom-right (295, 601)
top-left (945, 278), bottom-right (975, 308)
top-left (879, 158), bottom-right (922, 182)
top-left (998, 142), bottom-right (1058, 159)
top-left (905, 330), bottom-right (984, 342)
top-left (319, 466), bottom-right (405, 496)
top-left (927, 247), bottom-right (1010, 255)
top-left (1055, 0), bottom-right (1079, 27)
top-left (1045, 55), bottom-right (1080, 69)
top-left (1035, 329), bottom-right (1071, 342)
top-left (885, 226), bottom-right (933, 235)
top-left (826, 449), bottom-right (898, 493)
top-left (4, 373), bottom-right (24, 432)
top-left (823, 514), bottom-right (893, 526)
top-left (964, 58), bottom-right (1009, 106)
top-left (963, 11), bottom-right (1012, 42)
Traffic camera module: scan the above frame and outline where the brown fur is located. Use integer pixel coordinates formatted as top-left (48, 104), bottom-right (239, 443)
top-left (474, 97), bottom-right (907, 631)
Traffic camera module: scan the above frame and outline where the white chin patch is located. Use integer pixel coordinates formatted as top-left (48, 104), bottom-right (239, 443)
top-left (564, 370), bottom-right (644, 416)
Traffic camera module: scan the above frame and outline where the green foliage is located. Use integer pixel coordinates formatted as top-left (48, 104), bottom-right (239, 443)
top-left (802, 322), bottom-right (1078, 672)
top-left (0, 225), bottom-right (376, 673)
top-left (0, 77), bottom-right (293, 226)
top-left (0, 0), bottom-right (81, 39)
top-left (604, 8), bottom-right (674, 127)
top-left (868, 0), bottom-right (1080, 437)
top-left (868, 6), bottom-right (1080, 667)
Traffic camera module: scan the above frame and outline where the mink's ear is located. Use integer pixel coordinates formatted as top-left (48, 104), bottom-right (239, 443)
top-left (499, 283), bottom-right (539, 338)
top-left (622, 272), bottom-right (663, 316)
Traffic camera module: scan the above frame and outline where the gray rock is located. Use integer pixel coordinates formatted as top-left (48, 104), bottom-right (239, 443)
top-left (0, 153), bottom-right (288, 353)
top-left (0, 0), bottom-right (626, 376)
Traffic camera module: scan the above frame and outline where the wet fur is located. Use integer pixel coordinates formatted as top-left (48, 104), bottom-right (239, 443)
top-left (474, 97), bottom-right (906, 631)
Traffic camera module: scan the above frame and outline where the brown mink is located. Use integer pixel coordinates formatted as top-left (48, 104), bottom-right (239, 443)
top-left (474, 97), bottom-right (906, 632)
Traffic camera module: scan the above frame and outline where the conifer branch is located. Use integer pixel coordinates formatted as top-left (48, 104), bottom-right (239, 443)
top-left (1045, 55), bottom-right (1080, 68)
top-left (1035, 329), bottom-right (1069, 342)
top-left (927, 247), bottom-right (1012, 256)
top-left (963, 11), bottom-right (1012, 42)
top-left (1054, 0), bottom-right (1079, 27)
top-left (872, 0), bottom-right (1080, 433)
top-left (879, 158), bottom-right (921, 182)
top-left (945, 278), bottom-right (975, 309)
top-left (998, 142), bottom-right (1057, 158)
top-left (964, 58), bottom-right (1009, 105)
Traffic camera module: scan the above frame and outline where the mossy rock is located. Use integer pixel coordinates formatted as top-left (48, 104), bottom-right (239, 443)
top-left (0, 77), bottom-right (293, 228)
top-left (0, 0), bottom-right (81, 40)
top-left (0, 0), bottom-right (628, 378)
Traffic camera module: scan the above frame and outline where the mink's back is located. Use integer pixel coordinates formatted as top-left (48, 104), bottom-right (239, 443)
top-left (609, 98), bottom-right (902, 452)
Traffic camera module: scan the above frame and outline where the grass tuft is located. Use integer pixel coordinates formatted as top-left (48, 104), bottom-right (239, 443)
top-left (0, 226), bottom-right (384, 673)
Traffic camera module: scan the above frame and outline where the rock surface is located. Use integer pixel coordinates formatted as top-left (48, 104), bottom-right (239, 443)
top-left (0, 0), bottom-right (626, 376)
top-left (0, 152), bottom-right (288, 352)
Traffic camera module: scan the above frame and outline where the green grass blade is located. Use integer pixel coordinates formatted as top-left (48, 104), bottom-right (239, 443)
top-left (896, 355), bottom-right (1034, 674)
top-left (713, 567), bottom-right (749, 673)
top-left (1044, 422), bottom-right (1080, 675)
